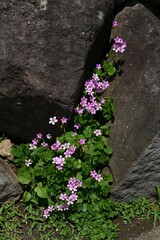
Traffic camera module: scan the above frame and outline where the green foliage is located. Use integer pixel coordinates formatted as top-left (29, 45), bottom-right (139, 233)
top-left (6, 27), bottom-right (131, 239)
top-left (9, 52), bottom-right (117, 239)
top-left (2, 22), bottom-right (160, 240)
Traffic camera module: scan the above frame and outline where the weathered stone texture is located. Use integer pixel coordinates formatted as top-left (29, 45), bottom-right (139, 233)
top-left (0, 158), bottom-right (22, 203)
top-left (0, 139), bottom-right (13, 160)
top-left (0, 0), bottom-right (115, 141)
top-left (107, 3), bottom-right (160, 200)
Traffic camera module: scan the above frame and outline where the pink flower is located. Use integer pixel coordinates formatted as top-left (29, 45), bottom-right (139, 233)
top-left (90, 170), bottom-right (103, 182)
top-left (74, 106), bottom-right (84, 114)
top-left (74, 124), bottom-right (81, 129)
top-left (32, 138), bottom-right (38, 145)
top-left (100, 98), bottom-right (105, 104)
top-left (64, 150), bottom-right (72, 158)
top-left (67, 178), bottom-right (82, 193)
top-left (46, 133), bottom-right (52, 139)
top-left (51, 141), bottom-right (62, 151)
top-left (96, 64), bottom-right (101, 70)
top-left (94, 129), bottom-right (102, 136)
top-left (61, 117), bottom-right (68, 124)
top-left (113, 37), bottom-right (126, 53)
top-left (57, 205), bottom-right (69, 211)
top-left (112, 21), bottom-right (118, 27)
top-left (59, 193), bottom-right (68, 201)
top-left (43, 209), bottom-right (50, 218)
top-left (41, 142), bottom-right (48, 147)
top-left (37, 133), bottom-right (42, 139)
top-left (79, 139), bottom-right (86, 145)
top-left (67, 194), bottom-right (78, 205)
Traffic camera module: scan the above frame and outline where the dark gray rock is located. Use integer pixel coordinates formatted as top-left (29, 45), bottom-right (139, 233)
top-left (115, 0), bottom-right (130, 6)
top-left (141, 0), bottom-right (160, 6)
top-left (107, 3), bottom-right (160, 201)
top-left (0, 0), bottom-right (115, 141)
top-left (0, 158), bottom-right (22, 203)
top-left (112, 131), bottom-right (160, 201)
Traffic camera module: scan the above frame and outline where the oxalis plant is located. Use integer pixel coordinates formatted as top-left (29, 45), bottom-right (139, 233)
top-left (11, 21), bottom-right (126, 240)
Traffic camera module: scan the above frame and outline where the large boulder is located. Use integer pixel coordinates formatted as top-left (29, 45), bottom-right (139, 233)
top-left (107, 3), bottom-right (160, 201)
top-left (0, 0), bottom-right (115, 141)
top-left (0, 157), bottom-right (22, 203)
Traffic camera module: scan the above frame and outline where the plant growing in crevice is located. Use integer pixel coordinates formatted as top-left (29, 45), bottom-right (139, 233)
top-left (10, 22), bottom-right (127, 239)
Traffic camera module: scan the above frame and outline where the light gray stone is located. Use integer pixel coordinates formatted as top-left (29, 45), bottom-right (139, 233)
top-left (0, 158), bottom-right (22, 203)
top-left (129, 226), bottom-right (160, 240)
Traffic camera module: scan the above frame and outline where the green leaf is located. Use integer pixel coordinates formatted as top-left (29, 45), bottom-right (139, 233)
top-left (0, 216), bottom-right (5, 222)
top-left (73, 159), bottom-right (82, 169)
top-left (77, 198), bottom-right (83, 204)
top-left (17, 171), bottom-right (31, 184)
top-left (23, 191), bottom-right (32, 202)
top-left (96, 141), bottom-right (104, 150)
top-left (10, 147), bottom-right (22, 158)
top-left (82, 204), bottom-right (87, 212)
top-left (76, 173), bottom-right (82, 181)
top-left (33, 164), bottom-right (43, 177)
top-left (104, 146), bottom-right (112, 155)
top-left (108, 65), bottom-right (116, 76)
top-left (103, 61), bottom-right (116, 76)
top-left (34, 184), bottom-right (48, 199)
top-left (83, 126), bottom-right (92, 138)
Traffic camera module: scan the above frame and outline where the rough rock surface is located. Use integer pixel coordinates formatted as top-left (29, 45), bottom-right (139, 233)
top-left (0, 157), bottom-right (22, 203)
top-left (107, 3), bottom-right (160, 201)
top-left (129, 226), bottom-right (160, 240)
top-left (0, 0), bottom-right (114, 141)
top-left (0, 139), bottom-right (14, 160)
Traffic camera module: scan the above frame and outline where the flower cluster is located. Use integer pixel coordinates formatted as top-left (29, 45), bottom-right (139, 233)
top-left (113, 36), bottom-right (126, 53)
top-left (57, 193), bottom-right (78, 211)
top-left (49, 116), bottom-right (68, 125)
top-left (67, 177), bottom-right (82, 193)
top-left (64, 145), bottom-right (76, 158)
top-left (17, 21), bottom-right (126, 223)
top-left (56, 178), bottom-right (82, 212)
top-left (29, 132), bottom-right (52, 150)
top-left (51, 142), bottom-right (76, 170)
top-left (75, 73), bottom-right (109, 115)
top-left (84, 73), bottom-right (109, 96)
top-left (90, 170), bottom-right (103, 182)
top-left (43, 206), bottom-right (54, 219)
top-left (52, 155), bottom-right (65, 170)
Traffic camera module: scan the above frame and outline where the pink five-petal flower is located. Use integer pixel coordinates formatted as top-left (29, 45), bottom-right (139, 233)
top-left (94, 129), bottom-right (102, 136)
top-left (96, 63), bottom-right (101, 70)
top-left (79, 139), bottom-right (86, 145)
top-left (61, 117), bottom-right (68, 124)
